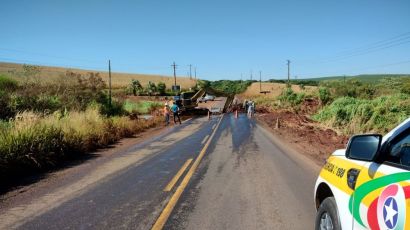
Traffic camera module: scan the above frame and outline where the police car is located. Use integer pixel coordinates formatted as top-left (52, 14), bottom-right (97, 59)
top-left (314, 117), bottom-right (410, 230)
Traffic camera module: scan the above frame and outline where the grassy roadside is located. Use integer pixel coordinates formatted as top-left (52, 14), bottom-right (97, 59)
top-left (0, 72), bottom-right (167, 184)
top-left (0, 107), bottom-right (162, 182)
top-left (314, 94), bottom-right (410, 134)
top-left (240, 78), bottom-right (410, 135)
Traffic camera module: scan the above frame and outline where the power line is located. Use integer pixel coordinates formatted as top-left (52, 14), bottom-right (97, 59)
top-left (319, 38), bottom-right (410, 63)
top-left (299, 31), bottom-right (410, 65)
top-left (305, 59), bottom-right (410, 78)
top-left (353, 60), bottom-right (410, 72)
top-left (327, 32), bottom-right (410, 58)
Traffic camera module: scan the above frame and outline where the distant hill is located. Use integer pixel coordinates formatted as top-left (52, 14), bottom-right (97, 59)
top-left (304, 74), bottom-right (410, 82)
top-left (0, 62), bottom-right (197, 89)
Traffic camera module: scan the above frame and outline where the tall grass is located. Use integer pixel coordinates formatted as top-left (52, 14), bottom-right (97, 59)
top-left (123, 100), bottom-right (162, 114)
top-left (313, 94), bottom-right (410, 134)
top-left (0, 108), bottom-right (162, 179)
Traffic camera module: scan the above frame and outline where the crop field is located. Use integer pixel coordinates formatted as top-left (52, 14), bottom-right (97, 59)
top-left (241, 82), bottom-right (317, 98)
top-left (0, 62), bottom-right (197, 89)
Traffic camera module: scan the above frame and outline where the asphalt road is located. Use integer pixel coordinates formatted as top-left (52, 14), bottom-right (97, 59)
top-left (0, 113), bottom-right (320, 230)
top-left (196, 97), bottom-right (227, 113)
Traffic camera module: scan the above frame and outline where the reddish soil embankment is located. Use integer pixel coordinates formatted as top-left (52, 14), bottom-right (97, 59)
top-left (256, 99), bottom-right (349, 166)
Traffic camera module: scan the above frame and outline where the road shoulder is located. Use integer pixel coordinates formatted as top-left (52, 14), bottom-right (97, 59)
top-left (0, 118), bottom-right (190, 213)
top-left (255, 112), bottom-right (346, 168)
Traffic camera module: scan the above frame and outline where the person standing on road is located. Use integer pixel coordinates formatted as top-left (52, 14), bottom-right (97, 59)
top-left (243, 99), bottom-right (248, 112)
top-left (247, 101), bottom-right (254, 117)
top-left (170, 102), bottom-right (182, 124)
top-left (252, 101), bottom-right (256, 114)
top-left (163, 102), bottom-right (170, 126)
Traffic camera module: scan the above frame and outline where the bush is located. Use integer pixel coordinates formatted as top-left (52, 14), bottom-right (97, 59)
top-left (401, 79), bottom-right (410, 94)
top-left (0, 71), bottom-right (113, 120)
top-left (0, 74), bottom-right (18, 91)
top-left (278, 87), bottom-right (305, 107)
top-left (0, 90), bottom-right (14, 119)
top-left (313, 94), bottom-right (410, 134)
top-left (318, 87), bottom-right (331, 105)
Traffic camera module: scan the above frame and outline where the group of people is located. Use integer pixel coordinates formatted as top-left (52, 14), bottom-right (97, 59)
top-left (163, 101), bottom-right (181, 126)
top-left (163, 98), bottom-right (256, 125)
top-left (243, 99), bottom-right (256, 117)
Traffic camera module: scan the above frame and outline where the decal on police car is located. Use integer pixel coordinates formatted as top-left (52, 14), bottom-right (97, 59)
top-left (348, 172), bottom-right (410, 229)
top-left (375, 184), bottom-right (406, 230)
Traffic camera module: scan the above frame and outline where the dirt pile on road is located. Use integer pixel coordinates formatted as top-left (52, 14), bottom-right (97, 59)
top-left (256, 101), bottom-right (348, 165)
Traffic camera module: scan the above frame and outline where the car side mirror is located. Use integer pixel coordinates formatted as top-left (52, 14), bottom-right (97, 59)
top-left (346, 134), bottom-right (382, 161)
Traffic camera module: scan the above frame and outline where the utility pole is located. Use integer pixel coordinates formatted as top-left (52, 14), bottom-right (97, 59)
top-left (189, 64), bottom-right (192, 79)
top-left (250, 69), bottom-right (253, 81)
top-left (259, 71), bottom-right (262, 92)
top-left (194, 67), bottom-right (197, 80)
top-left (108, 60), bottom-right (112, 107)
top-left (287, 60), bottom-right (291, 86)
top-left (171, 61), bottom-right (177, 87)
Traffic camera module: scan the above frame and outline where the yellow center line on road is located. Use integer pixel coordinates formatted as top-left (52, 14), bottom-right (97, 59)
top-left (163, 159), bottom-right (193, 192)
top-left (183, 118), bottom-right (193, 123)
top-left (201, 135), bottom-right (210, 145)
top-left (151, 114), bottom-right (224, 230)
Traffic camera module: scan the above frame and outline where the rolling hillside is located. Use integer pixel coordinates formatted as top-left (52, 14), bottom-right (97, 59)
top-left (304, 74), bottom-right (409, 82)
top-left (0, 62), bottom-right (197, 89)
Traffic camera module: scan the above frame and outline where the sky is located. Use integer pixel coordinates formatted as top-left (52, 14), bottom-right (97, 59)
top-left (1, 0), bottom-right (409, 80)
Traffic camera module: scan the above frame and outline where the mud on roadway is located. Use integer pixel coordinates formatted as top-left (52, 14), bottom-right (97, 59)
top-left (255, 99), bottom-right (349, 165)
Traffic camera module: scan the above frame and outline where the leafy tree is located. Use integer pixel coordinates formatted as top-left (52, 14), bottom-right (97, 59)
top-left (146, 81), bottom-right (157, 96)
top-left (197, 80), bottom-right (210, 89)
top-left (209, 80), bottom-right (252, 95)
top-left (131, 79), bottom-right (143, 96)
top-left (157, 82), bottom-right (166, 95)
